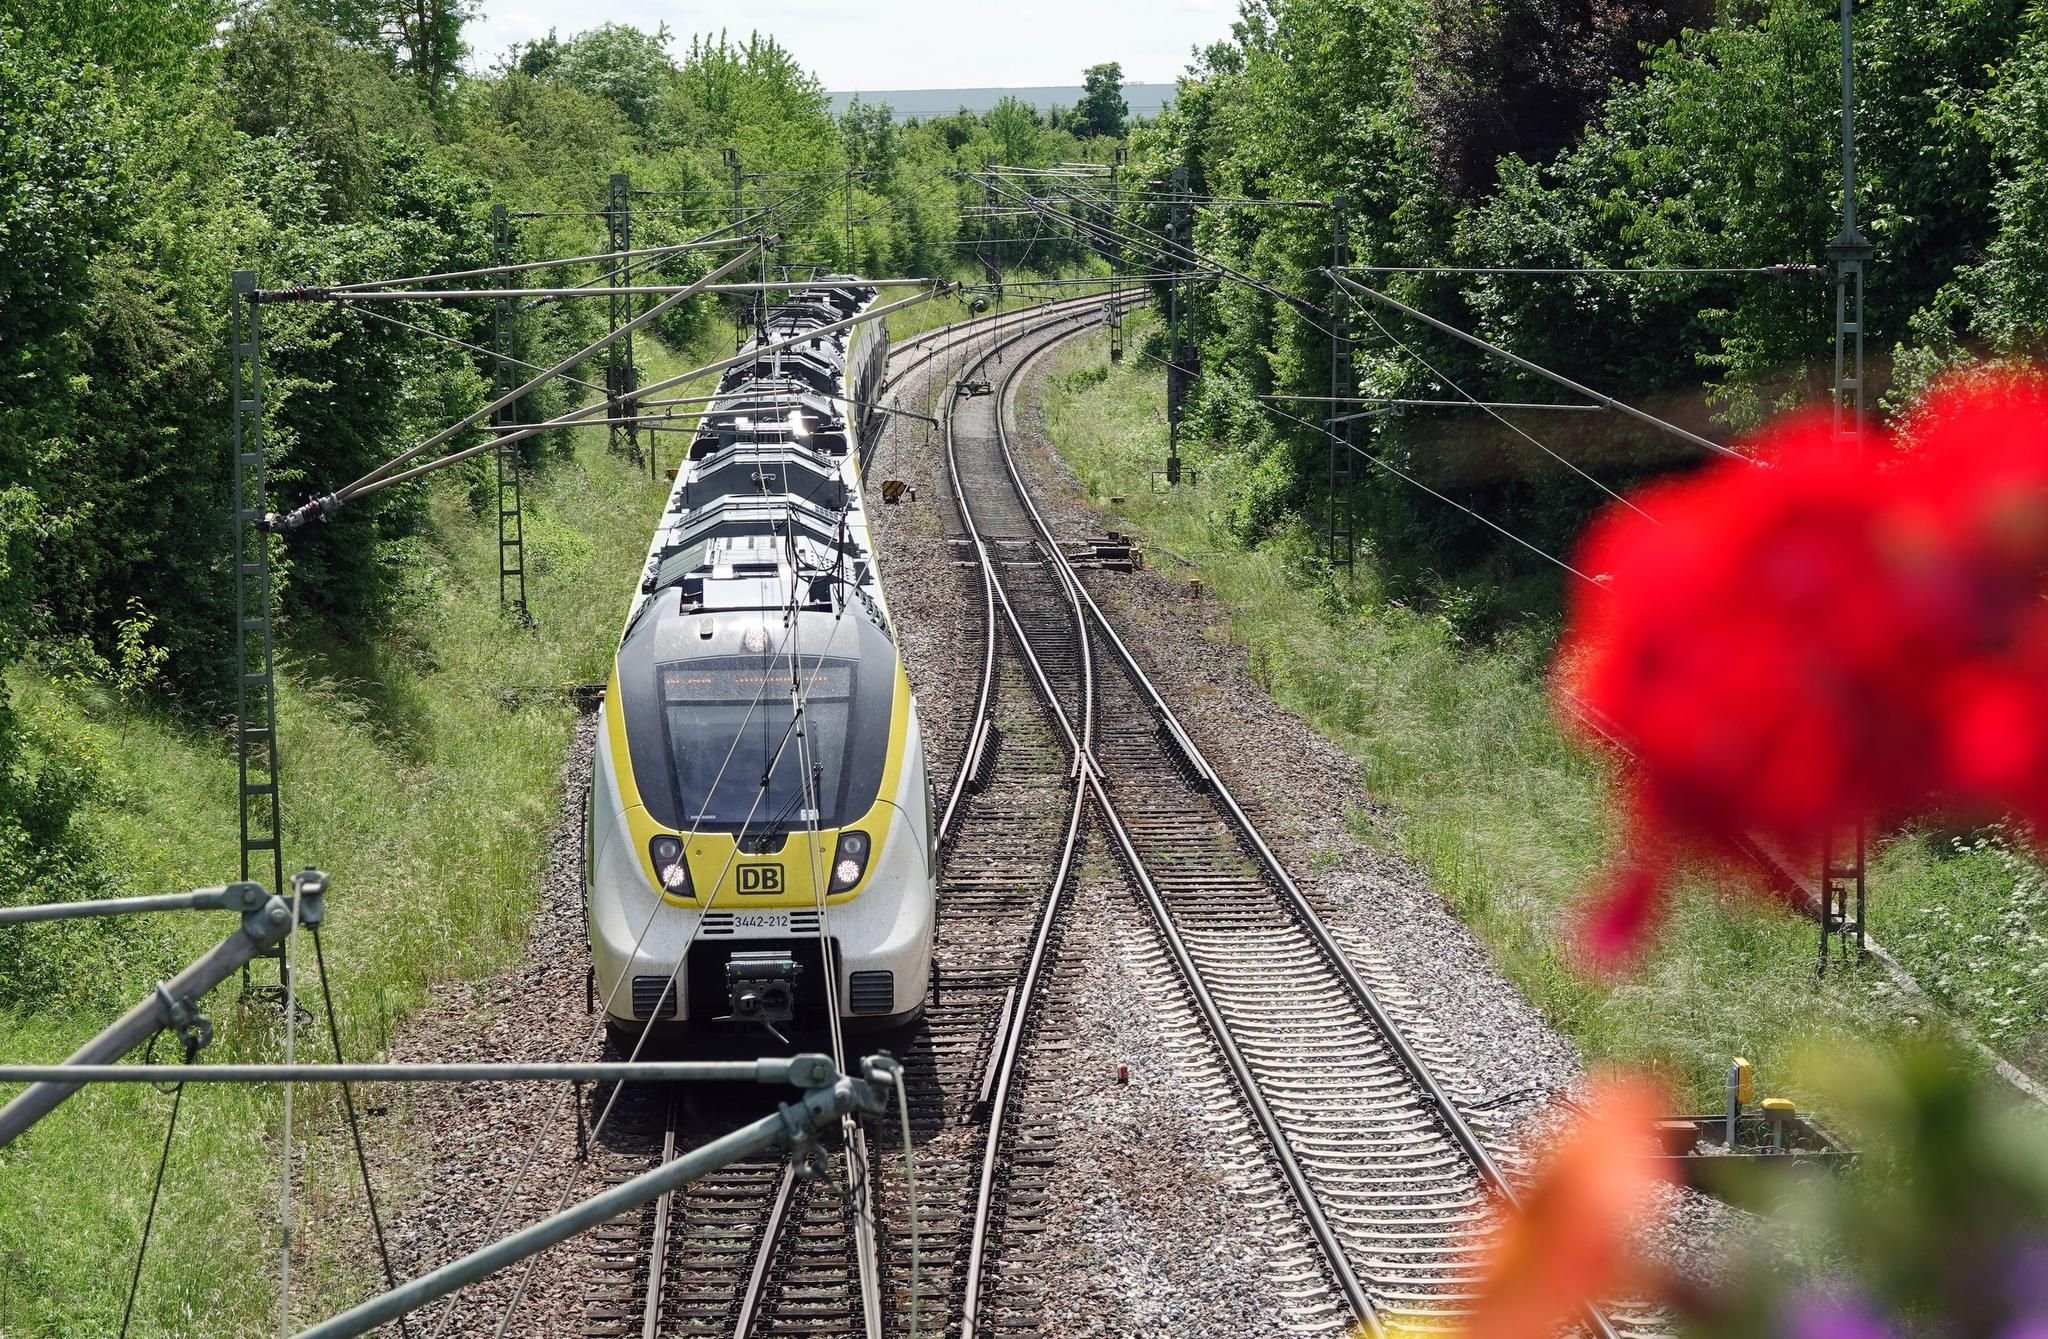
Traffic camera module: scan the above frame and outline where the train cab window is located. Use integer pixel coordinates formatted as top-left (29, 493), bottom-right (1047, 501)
top-left (659, 657), bottom-right (866, 831)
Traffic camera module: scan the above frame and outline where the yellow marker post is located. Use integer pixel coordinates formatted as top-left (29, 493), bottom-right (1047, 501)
top-left (1762, 1096), bottom-right (1797, 1152)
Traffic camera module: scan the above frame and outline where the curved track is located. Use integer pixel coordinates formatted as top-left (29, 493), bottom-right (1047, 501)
top-left (572, 289), bottom-right (1642, 1339)
top-left (939, 308), bottom-right (1634, 1338)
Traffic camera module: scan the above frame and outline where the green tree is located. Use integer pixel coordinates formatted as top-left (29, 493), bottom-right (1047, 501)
top-left (0, 23), bottom-right (117, 942)
top-left (841, 97), bottom-right (900, 175)
top-left (555, 20), bottom-right (675, 133)
top-left (1413, 0), bottom-right (1706, 199)
top-left (222, 1), bottom-right (429, 214)
top-left (984, 95), bottom-right (1044, 164)
top-left (301, 0), bottom-right (473, 109)
top-left (1076, 60), bottom-right (1128, 137)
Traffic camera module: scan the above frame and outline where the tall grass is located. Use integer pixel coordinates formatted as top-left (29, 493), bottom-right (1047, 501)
top-left (1038, 314), bottom-right (1946, 1108)
top-left (0, 329), bottom-right (724, 1335)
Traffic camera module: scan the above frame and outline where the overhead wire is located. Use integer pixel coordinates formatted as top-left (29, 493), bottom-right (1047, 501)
top-left (978, 173), bottom-right (1348, 345)
top-left (1325, 269), bottom-right (1743, 460)
top-left (980, 176), bottom-right (1647, 564)
top-left (325, 238), bottom-right (756, 294)
top-left (1259, 396), bottom-right (1606, 586)
top-left (342, 304), bottom-right (607, 397)
top-left (1350, 305), bottom-right (1658, 523)
top-left (310, 925), bottom-right (409, 1337)
top-left (1339, 262), bottom-right (1823, 277)
top-left (1121, 340), bottom-right (1602, 585)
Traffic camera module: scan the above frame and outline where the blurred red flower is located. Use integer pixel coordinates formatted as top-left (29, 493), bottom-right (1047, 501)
top-left (1554, 373), bottom-right (2048, 968)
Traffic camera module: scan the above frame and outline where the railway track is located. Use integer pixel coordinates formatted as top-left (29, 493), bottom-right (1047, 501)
top-left (936, 307), bottom-right (1644, 1337)
top-left (566, 291), bottom-right (1651, 1339)
top-left (569, 292), bottom-right (1125, 1339)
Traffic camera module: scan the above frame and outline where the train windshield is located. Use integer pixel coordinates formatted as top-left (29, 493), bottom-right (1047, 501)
top-left (659, 658), bottom-right (857, 831)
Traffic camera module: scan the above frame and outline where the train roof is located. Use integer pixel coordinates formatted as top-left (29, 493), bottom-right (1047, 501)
top-left (624, 281), bottom-right (886, 635)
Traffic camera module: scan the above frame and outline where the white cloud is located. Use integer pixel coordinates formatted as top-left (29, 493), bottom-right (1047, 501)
top-left (463, 0), bottom-right (1236, 88)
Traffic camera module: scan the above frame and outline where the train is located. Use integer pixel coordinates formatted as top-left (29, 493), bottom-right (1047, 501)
top-left (584, 279), bottom-right (936, 1039)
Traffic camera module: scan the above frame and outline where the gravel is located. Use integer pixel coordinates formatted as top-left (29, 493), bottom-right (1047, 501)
top-left (1012, 862), bottom-right (1351, 1338)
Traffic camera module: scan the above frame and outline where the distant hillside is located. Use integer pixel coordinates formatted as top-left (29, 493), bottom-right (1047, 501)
top-left (827, 84), bottom-right (1176, 120)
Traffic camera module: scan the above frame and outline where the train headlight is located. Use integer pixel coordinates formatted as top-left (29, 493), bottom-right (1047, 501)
top-left (648, 836), bottom-right (693, 897)
top-left (829, 831), bottom-right (870, 892)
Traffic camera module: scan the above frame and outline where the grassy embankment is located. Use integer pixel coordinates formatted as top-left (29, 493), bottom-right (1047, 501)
top-left (1037, 312), bottom-right (2048, 1105)
top-left (0, 328), bottom-right (734, 1335)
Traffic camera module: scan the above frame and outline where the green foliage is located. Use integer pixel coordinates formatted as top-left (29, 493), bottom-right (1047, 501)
top-left (1873, 828), bottom-right (2048, 1071)
top-left (300, 0), bottom-right (474, 110)
top-left (221, 1), bottom-right (432, 213)
top-left (1138, 0), bottom-right (2048, 617)
top-left (1076, 61), bottom-right (1128, 138)
top-left (1414, 0), bottom-right (1706, 199)
top-left (0, 26), bottom-right (123, 392)
top-left (1971, 7), bottom-right (2048, 355)
top-left (554, 20), bottom-right (674, 132)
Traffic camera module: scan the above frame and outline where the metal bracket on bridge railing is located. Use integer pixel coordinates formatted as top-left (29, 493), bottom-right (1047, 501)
top-left (0, 871), bottom-right (327, 1148)
top-left (291, 1054), bottom-right (903, 1339)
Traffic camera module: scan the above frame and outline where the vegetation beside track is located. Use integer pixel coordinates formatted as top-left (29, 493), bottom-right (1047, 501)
top-left (1039, 313), bottom-right (2048, 1106)
top-left (0, 326), bottom-right (728, 1333)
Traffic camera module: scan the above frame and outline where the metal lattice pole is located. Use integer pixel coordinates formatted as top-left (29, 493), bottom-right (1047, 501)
top-left (983, 159), bottom-right (1003, 351)
top-left (1326, 195), bottom-right (1356, 574)
top-left (1108, 148), bottom-right (1126, 365)
top-left (491, 205), bottom-right (530, 623)
top-left (1165, 166), bottom-right (1190, 486)
top-left (605, 172), bottom-right (640, 466)
top-left (230, 271), bottom-right (287, 987)
top-left (725, 149), bottom-right (748, 338)
top-left (1821, 0), bottom-right (1873, 972)
top-left (844, 166), bottom-right (856, 269)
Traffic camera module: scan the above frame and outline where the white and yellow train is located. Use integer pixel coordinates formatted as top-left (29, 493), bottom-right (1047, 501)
top-left (585, 281), bottom-right (934, 1038)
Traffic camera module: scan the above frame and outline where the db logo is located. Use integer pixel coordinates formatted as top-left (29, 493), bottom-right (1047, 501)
top-left (738, 865), bottom-right (783, 894)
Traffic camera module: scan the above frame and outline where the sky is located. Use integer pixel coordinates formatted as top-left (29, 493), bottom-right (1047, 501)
top-left (463, 0), bottom-right (1240, 89)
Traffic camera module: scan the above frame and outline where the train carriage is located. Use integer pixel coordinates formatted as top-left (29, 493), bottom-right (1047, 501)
top-left (585, 281), bottom-right (933, 1038)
